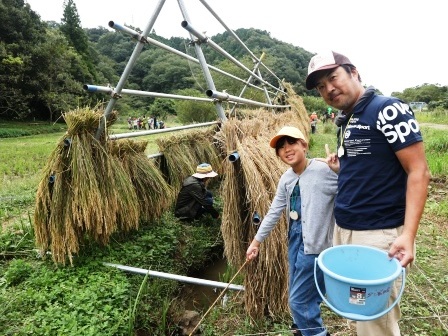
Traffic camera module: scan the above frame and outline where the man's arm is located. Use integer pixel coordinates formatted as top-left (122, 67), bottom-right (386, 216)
top-left (389, 141), bottom-right (430, 266)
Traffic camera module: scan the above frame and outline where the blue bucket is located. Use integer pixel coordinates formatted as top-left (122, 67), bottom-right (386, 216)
top-left (314, 245), bottom-right (405, 321)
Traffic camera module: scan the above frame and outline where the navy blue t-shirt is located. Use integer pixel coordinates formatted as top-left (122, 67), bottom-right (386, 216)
top-left (336, 92), bottom-right (422, 230)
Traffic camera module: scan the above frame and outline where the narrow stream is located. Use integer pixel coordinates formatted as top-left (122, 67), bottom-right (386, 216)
top-left (180, 257), bottom-right (230, 311)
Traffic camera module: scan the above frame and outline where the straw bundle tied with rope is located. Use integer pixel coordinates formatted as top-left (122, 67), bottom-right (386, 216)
top-left (215, 88), bottom-right (309, 320)
top-left (109, 139), bottom-right (174, 222)
top-left (34, 107), bottom-right (140, 265)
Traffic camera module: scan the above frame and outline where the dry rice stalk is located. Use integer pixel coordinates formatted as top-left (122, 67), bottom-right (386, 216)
top-left (33, 106), bottom-right (139, 265)
top-left (239, 135), bottom-right (289, 318)
top-left (34, 142), bottom-right (66, 254)
top-left (217, 120), bottom-right (247, 265)
top-left (215, 102), bottom-right (309, 320)
top-left (90, 136), bottom-right (139, 241)
top-left (157, 127), bottom-right (222, 195)
top-left (110, 139), bottom-right (174, 222)
top-left (282, 81), bottom-right (310, 137)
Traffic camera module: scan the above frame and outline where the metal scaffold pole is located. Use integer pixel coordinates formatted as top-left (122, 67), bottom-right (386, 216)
top-left (95, 0), bottom-right (167, 140)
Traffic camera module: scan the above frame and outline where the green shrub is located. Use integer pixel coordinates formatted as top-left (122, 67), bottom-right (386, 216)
top-left (4, 259), bottom-right (33, 286)
top-left (0, 122), bottom-right (66, 138)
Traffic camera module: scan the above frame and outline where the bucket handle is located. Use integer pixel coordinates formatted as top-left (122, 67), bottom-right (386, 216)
top-left (314, 258), bottom-right (406, 321)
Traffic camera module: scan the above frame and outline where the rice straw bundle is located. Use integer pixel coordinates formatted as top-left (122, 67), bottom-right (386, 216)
top-left (34, 141), bottom-right (74, 263)
top-left (282, 81), bottom-right (310, 136)
top-left (156, 127), bottom-right (222, 195)
top-left (34, 107), bottom-right (139, 265)
top-left (89, 136), bottom-right (139, 239)
top-left (217, 119), bottom-right (246, 263)
top-left (215, 99), bottom-right (309, 319)
top-left (110, 139), bottom-right (174, 222)
top-left (238, 133), bottom-right (289, 318)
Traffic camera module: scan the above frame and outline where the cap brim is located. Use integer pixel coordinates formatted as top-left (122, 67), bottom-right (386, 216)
top-left (192, 171), bottom-right (218, 178)
top-left (305, 64), bottom-right (340, 90)
top-left (269, 135), bottom-right (285, 148)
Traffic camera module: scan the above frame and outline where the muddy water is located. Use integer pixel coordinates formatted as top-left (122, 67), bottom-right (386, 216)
top-left (180, 257), bottom-right (232, 311)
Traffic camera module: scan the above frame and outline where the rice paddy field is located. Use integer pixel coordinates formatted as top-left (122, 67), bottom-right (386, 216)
top-left (0, 111), bottom-right (447, 335)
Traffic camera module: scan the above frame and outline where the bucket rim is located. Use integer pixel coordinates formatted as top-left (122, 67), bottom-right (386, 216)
top-left (317, 245), bottom-right (403, 285)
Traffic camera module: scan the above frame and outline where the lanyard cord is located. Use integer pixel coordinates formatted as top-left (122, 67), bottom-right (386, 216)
top-left (289, 179), bottom-right (300, 210)
top-left (339, 113), bottom-right (355, 149)
top-left (289, 158), bottom-right (310, 209)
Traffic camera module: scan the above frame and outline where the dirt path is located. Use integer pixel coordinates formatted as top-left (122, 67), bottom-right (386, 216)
top-left (420, 122), bottom-right (448, 130)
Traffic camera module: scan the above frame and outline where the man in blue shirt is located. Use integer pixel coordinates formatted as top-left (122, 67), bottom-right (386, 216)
top-left (305, 50), bottom-right (430, 336)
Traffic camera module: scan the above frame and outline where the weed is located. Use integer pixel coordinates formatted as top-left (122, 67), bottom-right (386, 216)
top-left (128, 269), bottom-right (150, 335)
top-left (4, 259), bottom-right (33, 286)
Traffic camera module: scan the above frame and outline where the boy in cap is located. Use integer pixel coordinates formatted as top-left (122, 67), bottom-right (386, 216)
top-left (246, 126), bottom-right (338, 336)
top-left (174, 163), bottom-right (220, 221)
top-left (306, 50), bottom-right (430, 336)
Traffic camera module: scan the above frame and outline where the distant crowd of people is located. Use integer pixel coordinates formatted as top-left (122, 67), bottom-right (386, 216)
top-left (127, 116), bottom-right (165, 131)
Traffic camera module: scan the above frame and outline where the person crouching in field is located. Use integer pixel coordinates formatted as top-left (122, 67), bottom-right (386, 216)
top-left (174, 163), bottom-right (220, 222)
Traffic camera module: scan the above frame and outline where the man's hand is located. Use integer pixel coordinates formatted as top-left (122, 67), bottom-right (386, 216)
top-left (314, 144), bottom-right (340, 173)
top-left (325, 144), bottom-right (340, 172)
top-left (388, 234), bottom-right (415, 267)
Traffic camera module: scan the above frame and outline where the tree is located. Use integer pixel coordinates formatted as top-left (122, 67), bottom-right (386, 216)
top-left (0, 0), bottom-right (46, 119)
top-left (302, 96), bottom-right (327, 114)
top-left (60, 0), bottom-right (88, 56)
top-left (0, 50), bottom-right (32, 119)
top-left (174, 88), bottom-right (217, 124)
top-left (60, 0), bottom-right (97, 82)
top-left (393, 84), bottom-right (448, 106)
top-left (148, 99), bottom-right (176, 121)
top-left (32, 29), bottom-right (88, 121)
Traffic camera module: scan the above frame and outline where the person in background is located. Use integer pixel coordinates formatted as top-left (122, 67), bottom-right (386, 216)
top-left (310, 112), bottom-right (318, 134)
top-left (305, 50), bottom-right (430, 336)
top-left (174, 163), bottom-right (220, 222)
top-left (246, 126), bottom-right (337, 336)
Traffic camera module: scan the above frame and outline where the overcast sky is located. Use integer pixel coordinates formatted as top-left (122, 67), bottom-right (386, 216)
top-left (25, 0), bottom-right (447, 96)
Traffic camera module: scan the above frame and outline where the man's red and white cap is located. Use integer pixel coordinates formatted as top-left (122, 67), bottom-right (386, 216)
top-left (305, 51), bottom-right (354, 90)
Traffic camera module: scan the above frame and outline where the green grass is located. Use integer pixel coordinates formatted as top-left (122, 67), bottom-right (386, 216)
top-left (421, 127), bottom-right (448, 178)
top-left (416, 108), bottom-right (448, 124)
top-left (0, 121), bottom-right (66, 138)
top-left (0, 133), bottom-right (64, 224)
top-left (308, 121), bottom-right (338, 158)
top-left (0, 206), bottom-right (223, 335)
